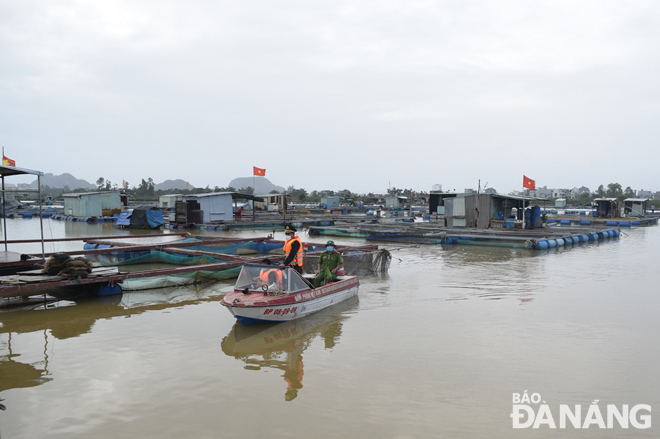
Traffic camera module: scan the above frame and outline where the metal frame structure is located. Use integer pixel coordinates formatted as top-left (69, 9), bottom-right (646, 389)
top-left (1, 165), bottom-right (45, 259)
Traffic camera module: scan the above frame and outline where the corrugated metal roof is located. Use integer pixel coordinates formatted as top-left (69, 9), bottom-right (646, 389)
top-left (491, 194), bottom-right (548, 201)
top-left (186, 192), bottom-right (264, 202)
top-left (0, 165), bottom-right (44, 177)
top-left (62, 191), bottom-right (120, 197)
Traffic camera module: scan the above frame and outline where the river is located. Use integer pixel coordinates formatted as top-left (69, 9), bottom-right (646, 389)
top-left (1, 218), bottom-right (658, 438)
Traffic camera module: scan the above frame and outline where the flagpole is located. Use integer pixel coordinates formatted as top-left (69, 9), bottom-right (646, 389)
top-left (522, 178), bottom-right (526, 230)
top-left (522, 189), bottom-right (525, 230)
top-left (253, 172), bottom-right (256, 222)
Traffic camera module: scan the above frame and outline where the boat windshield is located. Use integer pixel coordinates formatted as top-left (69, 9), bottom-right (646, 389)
top-left (235, 264), bottom-right (310, 294)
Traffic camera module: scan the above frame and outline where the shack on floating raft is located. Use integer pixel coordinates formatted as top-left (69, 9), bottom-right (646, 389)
top-left (254, 193), bottom-right (286, 212)
top-left (432, 193), bottom-right (544, 228)
top-left (63, 191), bottom-right (121, 217)
top-left (183, 192), bottom-right (264, 223)
top-left (593, 198), bottom-right (620, 218)
top-left (623, 198), bottom-right (649, 217)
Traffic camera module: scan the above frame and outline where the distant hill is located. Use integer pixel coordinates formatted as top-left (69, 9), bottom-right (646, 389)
top-left (29, 173), bottom-right (95, 190)
top-left (155, 179), bottom-right (194, 190)
top-left (228, 177), bottom-right (285, 194)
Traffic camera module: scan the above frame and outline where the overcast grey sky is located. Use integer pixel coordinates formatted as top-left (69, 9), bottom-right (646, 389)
top-left (2, 0), bottom-right (659, 194)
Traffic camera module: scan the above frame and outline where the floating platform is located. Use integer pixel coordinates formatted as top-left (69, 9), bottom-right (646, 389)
top-left (546, 217), bottom-right (658, 227)
top-left (1, 234), bottom-right (386, 302)
top-left (307, 222), bottom-right (624, 250)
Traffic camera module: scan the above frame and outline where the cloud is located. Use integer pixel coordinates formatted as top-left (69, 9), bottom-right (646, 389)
top-left (1, 0), bottom-right (659, 193)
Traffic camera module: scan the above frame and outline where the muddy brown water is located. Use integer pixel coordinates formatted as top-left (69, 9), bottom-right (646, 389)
top-left (1, 219), bottom-right (658, 438)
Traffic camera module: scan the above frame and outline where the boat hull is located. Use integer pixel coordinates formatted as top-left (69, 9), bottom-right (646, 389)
top-left (222, 277), bottom-right (359, 325)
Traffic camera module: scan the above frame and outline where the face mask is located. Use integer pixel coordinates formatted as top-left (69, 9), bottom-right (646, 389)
top-left (327, 246), bottom-right (334, 251)
top-left (285, 235), bottom-right (292, 241)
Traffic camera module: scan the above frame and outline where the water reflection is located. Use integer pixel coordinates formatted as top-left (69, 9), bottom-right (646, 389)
top-left (0, 286), bottom-right (228, 394)
top-left (0, 332), bottom-right (53, 393)
top-left (221, 297), bottom-right (357, 401)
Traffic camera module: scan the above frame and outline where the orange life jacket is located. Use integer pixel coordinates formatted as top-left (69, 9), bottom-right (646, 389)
top-left (283, 235), bottom-right (304, 267)
top-left (260, 268), bottom-right (282, 285)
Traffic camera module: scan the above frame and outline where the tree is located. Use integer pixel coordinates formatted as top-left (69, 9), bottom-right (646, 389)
top-left (606, 183), bottom-right (623, 198)
top-left (597, 185), bottom-right (605, 197)
top-left (624, 186), bottom-right (636, 198)
top-left (286, 186), bottom-right (308, 202)
top-left (96, 177), bottom-right (105, 190)
top-left (147, 178), bottom-right (155, 196)
top-left (296, 188), bottom-right (308, 202)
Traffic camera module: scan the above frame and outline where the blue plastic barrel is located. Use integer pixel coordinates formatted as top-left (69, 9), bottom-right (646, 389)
top-left (530, 206), bottom-right (541, 226)
top-left (580, 220), bottom-right (591, 225)
top-left (560, 220), bottom-right (571, 225)
top-left (98, 283), bottom-right (123, 296)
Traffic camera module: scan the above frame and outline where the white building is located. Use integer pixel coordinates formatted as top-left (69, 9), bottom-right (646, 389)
top-left (159, 194), bottom-right (184, 209)
top-left (552, 189), bottom-right (569, 199)
top-left (184, 192), bottom-right (234, 223)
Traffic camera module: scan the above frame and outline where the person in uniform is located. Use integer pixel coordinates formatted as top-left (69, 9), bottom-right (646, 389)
top-left (279, 225), bottom-right (304, 274)
top-left (313, 240), bottom-right (343, 287)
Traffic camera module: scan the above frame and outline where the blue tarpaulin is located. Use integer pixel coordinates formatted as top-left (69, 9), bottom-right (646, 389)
top-left (115, 210), bottom-right (132, 226)
top-left (145, 209), bottom-right (165, 228)
top-left (115, 208), bottom-right (164, 228)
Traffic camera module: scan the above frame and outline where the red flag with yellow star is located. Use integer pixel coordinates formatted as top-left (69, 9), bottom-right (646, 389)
top-left (2, 147), bottom-right (15, 167)
top-left (523, 175), bottom-right (535, 190)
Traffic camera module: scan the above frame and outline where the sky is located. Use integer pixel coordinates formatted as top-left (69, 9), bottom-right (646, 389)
top-left (1, 0), bottom-right (659, 195)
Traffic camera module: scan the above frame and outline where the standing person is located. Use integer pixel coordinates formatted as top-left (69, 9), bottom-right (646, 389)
top-left (279, 225), bottom-right (304, 274)
top-left (313, 240), bottom-right (343, 287)
top-left (236, 207), bottom-right (242, 220)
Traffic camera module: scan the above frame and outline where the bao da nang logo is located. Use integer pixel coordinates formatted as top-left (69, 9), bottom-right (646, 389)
top-left (510, 391), bottom-right (651, 429)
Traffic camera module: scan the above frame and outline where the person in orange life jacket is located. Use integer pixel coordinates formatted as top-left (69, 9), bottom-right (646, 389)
top-left (279, 225), bottom-right (304, 274)
top-left (258, 258), bottom-right (282, 287)
top-left (260, 269), bottom-right (282, 287)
